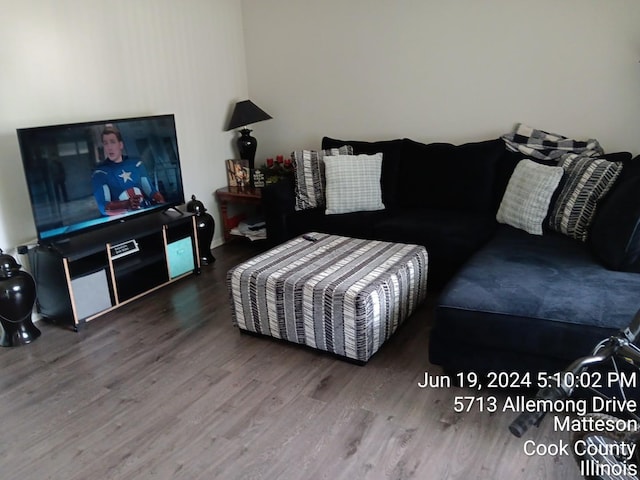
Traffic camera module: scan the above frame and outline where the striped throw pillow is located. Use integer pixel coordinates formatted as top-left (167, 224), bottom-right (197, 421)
top-left (292, 145), bottom-right (353, 211)
top-left (496, 159), bottom-right (564, 235)
top-left (548, 154), bottom-right (623, 242)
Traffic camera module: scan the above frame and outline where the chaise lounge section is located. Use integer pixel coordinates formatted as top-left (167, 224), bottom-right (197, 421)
top-left (430, 225), bottom-right (640, 376)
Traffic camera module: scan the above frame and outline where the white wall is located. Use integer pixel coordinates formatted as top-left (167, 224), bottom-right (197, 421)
top-left (3, 1), bottom-right (638, 250)
top-left (242, 0), bottom-right (640, 161)
top-left (0, 0), bottom-right (247, 250)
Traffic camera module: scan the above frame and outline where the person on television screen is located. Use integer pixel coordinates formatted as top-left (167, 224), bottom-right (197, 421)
top-left (51, 158), bottom-right (68, 203)
top-left (92, 125), bottom-right (165, 216)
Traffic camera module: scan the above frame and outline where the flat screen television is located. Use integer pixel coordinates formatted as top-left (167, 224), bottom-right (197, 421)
top-left (17, 114), bottom-right (185, 244)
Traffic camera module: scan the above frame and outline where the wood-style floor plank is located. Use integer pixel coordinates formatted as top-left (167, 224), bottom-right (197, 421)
top-left (0, 241), bottom-right (580, 479)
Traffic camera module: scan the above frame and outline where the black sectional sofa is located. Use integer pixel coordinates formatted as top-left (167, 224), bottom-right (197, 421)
top-left (261, 135), bottom-right (640, 375)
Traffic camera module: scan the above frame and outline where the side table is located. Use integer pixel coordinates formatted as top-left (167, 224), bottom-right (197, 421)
top-left (215, 186), bottom-right (263, 242)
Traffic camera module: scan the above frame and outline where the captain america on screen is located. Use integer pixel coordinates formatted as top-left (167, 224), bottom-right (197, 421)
top-left (92, 125), bottom-right (165, 216)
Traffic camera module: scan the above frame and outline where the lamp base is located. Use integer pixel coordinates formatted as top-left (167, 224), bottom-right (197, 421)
top-left (237, 128), bottom-right (257, 171)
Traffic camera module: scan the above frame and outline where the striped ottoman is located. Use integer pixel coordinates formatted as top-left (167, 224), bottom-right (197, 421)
top-left (227, 233), bottom-right (428, 363)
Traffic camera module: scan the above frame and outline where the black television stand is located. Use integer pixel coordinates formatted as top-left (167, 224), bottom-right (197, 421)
top-left (32, 210), bottom-right (200, 330)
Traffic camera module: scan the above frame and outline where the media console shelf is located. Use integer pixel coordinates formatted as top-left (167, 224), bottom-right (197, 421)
top-left (32, 209), bottom-right (200, 330)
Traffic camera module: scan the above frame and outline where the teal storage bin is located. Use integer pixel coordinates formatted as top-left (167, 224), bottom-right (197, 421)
top-left (167, 237), bottom-right (195, 278)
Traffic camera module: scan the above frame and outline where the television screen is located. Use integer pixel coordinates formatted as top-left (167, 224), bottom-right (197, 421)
top-left (17, 114), bottom-right (185, 244)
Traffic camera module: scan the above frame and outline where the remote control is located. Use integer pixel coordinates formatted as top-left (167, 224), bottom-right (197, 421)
top-left (302, 234), bottom-right (318, 242)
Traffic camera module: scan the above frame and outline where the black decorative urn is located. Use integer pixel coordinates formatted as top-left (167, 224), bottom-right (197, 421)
top-left (186, 195), bottom-right (215, 265)
top-left (0, 248), bottom-right (40, 347)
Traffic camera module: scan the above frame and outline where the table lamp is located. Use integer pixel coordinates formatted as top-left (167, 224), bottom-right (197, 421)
top-left (225, 100), bottom-right (272, 171)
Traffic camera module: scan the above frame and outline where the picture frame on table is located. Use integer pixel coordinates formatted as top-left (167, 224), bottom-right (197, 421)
top-left (226, 159), bottom-right (250, 187)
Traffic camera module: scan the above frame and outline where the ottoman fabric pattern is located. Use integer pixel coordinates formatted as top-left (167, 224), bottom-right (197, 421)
top-left (227, 233), bottom-right (428, 362)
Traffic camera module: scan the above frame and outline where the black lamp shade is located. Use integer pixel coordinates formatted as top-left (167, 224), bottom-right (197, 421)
top-left (226, 100), bottom-right (272, 131)
top-left (226, 100), bottom-right (272, 171)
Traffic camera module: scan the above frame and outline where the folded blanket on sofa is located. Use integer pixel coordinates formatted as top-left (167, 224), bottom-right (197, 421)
top-left (501, 123), bottom-right (603, 161)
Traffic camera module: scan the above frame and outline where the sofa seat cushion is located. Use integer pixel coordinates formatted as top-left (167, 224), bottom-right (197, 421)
top-left (285, 207), bottom-right (390, 241)
top-left (430, 226), bottom-right (640, 374)
top-left (373, 208), bottom-right (497, 289)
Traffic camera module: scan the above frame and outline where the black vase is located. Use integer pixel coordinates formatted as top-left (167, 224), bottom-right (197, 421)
top-left (237, 128), bottom-right (257, 170)
top-left (186, 195), bottom-right (216, 266)
top-left (0, 249), bottom-right (40, 347)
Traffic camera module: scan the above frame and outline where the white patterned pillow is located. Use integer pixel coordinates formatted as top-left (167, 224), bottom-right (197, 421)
top-left (496, 159), bottom-right (564, 235)
top-left (548, 153), bottom-right (623, 242)
top-left (292, 145), bottom-right (353, 211)
top-left (324, 153), bottom-right (385, 215)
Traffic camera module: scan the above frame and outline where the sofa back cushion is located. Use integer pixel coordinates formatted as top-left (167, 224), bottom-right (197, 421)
top-left (589, 157), bottom-right (640, 272)
top-left (396, 138), bottom-right (507, 213)
top-left (321, 137), bottom-right (403, 208)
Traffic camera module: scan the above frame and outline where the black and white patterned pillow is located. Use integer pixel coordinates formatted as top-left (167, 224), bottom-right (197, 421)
top-left (292, 145), bottom-right (353, 211)
top-left (548, 153), bottom-right (623, 242)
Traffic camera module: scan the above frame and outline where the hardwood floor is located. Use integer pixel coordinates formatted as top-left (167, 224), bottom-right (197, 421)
top-left (0, 241), bottom-right (580, 479)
